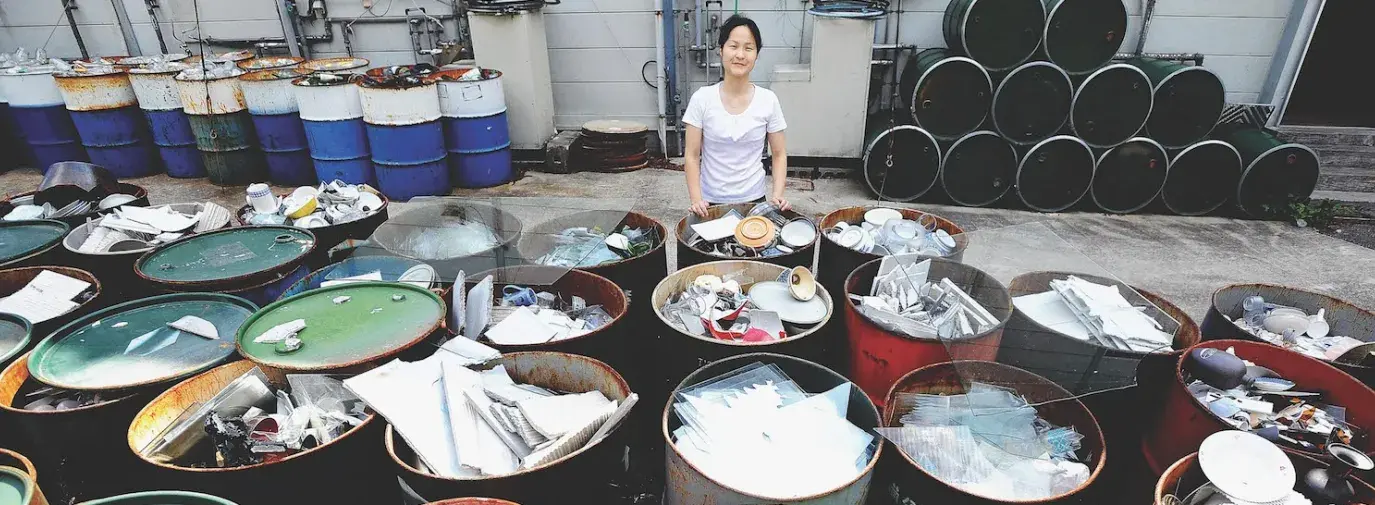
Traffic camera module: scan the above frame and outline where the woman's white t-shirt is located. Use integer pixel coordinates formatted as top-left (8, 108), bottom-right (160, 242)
top-left (683, 83), bottom-right (787, 204)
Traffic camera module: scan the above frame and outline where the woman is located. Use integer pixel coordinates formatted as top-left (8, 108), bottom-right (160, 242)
top-left (683, 15), bottom-right (790, 217)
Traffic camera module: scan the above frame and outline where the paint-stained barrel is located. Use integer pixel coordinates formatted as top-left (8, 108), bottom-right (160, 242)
top-left (1128, 57), bottom-right (1225, 148)
top-left (1016, 135), bottom-right (1095, 212)
top-left (663, 352), bottom-right (880, 505)
top-left (129, 63), bottom-right (205, 178)
top-left (175, 68), bottom-right (267, 186)
top-left (301, 57), bottom-right (370, 73)
top-left (1141, 339), bottom-right (1375, 475)
top-left (359, 67), bottom-right (450, 200)
top-left (0, 220), bottom-right (70, 269)
top-left (134, 226), bottom-right (316, 306)
top-left (432, 68), bottom-right (514, 188)
top-left (991, 61), bottom-right (1072, 145)
top-left (0, 353), bottom-right (153, 504)
top-left (1221, 127), bottom-right (1321, 219)
top-left (1160, 140), bottom-right (1242, 216)
top-left (817, 207), bottom-right (968, 300)
top-left (294, 73), bottom-right (376, 184)
top-left (845, 257), bottom-right (1009, 407)
top-left (898, 48), bottom-right (991, 140)
top-left (0, 66), bottom-right (88, 170)
top-left (674, 205), bottom-right (817, 269)
top-left (388, 352), bottom-right (633, 505)
top-left (1043, 0), bottom-right (1128, 74)
top-left (863, 120), bottom-right (942, 202)
top-left (241, 67), bottom-right (316, 186)
top-left (1091, 137), bottom-right (1168, 214)
top-left (881, 361), bottom-right (1106, 505)
top-left (943, 0), bottom-right (1046, 71)
top-left (128, 360), bottom-right (390, 504)
top-left (63, 203), bottom-right (235, 301)
top-left (1201, 283), bottom-right (1375, 386)
top-left (1071, 63), bottom-right (1153, 149)
top-left (941, 130), bottom-right (1018, 207)
top-left (236, 56), bottom-right (304, 72)
top-left (53, 68), bottom-right (160, 178)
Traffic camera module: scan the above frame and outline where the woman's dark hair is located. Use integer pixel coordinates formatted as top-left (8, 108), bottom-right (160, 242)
top-left (718, 14), bottom-right (762, 49)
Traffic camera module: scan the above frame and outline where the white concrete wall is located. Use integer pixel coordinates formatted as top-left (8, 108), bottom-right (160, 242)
top-left (0, 0), bottom-right (1299, 129)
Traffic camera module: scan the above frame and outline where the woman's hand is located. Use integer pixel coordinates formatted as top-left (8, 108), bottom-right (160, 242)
top-left (771, 193), bottom-right (791, 212)
top-left (690, 199), bottom-right (711, 217)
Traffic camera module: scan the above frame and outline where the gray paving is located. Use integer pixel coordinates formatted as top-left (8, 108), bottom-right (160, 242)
top-left (7, 166), bottom-right (1375, 322)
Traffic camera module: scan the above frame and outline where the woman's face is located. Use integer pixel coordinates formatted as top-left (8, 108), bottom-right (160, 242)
top-left (720, 25), bottom-right (758, 79)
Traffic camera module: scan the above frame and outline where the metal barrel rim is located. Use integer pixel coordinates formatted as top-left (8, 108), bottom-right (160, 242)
top-left (863, 124), bottom-right (943, 202)
top-left (909, 54), bottom-right (992, 139)
top-left (1236, 141), bottom-right (1321, 215)
top-left (940, 130), bottom-right (1017, 207)
top-left (1162, 139), bottom-right (1243, 216)
top-left (951, 0), bottom-right (1046, 72)
top-left (1091, 136), bottom-right (1169, 214)
top-left (1070, 63), bottom-right (1154, 149)
top-left (992, 61), bottom-right (1072, 145)
top-left (1016, 134), bottom-right (1096, 212)
top-left (1042, 0), bottom-right (1129, 74)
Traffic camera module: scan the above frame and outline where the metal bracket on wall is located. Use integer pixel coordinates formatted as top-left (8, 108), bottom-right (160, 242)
top-left (406, 7), bottom-right (453, 64)
top-left (110, 0), bottom-right (143, 56)
top-left (61, 0), bottom-right (89, 59)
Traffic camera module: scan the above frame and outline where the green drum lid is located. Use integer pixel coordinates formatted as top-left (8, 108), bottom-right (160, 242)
top-left (80, 491), bottom-right (239, 505)
top-left (236, 282), bottom-right (444, 371)
top-left (0, 220), bottom-right (69, 266)
top-left (0, 466), bottom-right (32, 505)
top-left (0, 314), bottom-right (31, 366)
top-left (1044, 0), bottom-right (1128, 74)
top-left (1091, 138), bottom-right (1169, 213)
top-left (1072, 64), bottom-right (1153, 148)
top-left (993, 62), bottom-right (1072, 144)
top-left (1237, 144), bottom-right (1321, 219)
top-left (910, 55), bottom-right (991, 140)
top-left (1163, 141), bottom-right (1242, 216)
top-left (942, 131), bottom-right (1018, 207)
top-left (27, 293), bottom-right (257, 391)
top-left (136, 226), bottom-right (315, 287)
top-left (1147, 67), bottom-right (1225, 148)
top-left (946, 0), bottom-right (1045, 71)
top-left (1017, 136), bottom-right (1095, 212)
top-left (863, 126), bottom-right (942, 202)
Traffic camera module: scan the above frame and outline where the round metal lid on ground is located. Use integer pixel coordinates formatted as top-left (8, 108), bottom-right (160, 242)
top-left (583, 120), bottom-right (649, 135)
top-left (134, 226), bottom-right (316, 289)
top-left (1236, 142), bottom-right (1321, 219)
top-left (26, 293), bottom-right (257, 391)
top-left (1016, 135), bottom-right (1096, 212)
top-left (0, 220), bottom-right (69, 267)
top-left (863, 125), bottom-right (942, 202)
top-left (236, 282), bottom-right (444, 371)
top-left (1162, 140), bottom-right (1242, 216)
top-left (899, 49), bottom-right (992, 140)
top-left (0, 313), bottom-right (30, 367)
top-left (943, 0), bottom-right (1046, 72)
top-left (1092, 137), bottom-right (1168, 214)
top-left (1135, 59), bottom-right (1226, 148)
top-left (1071, 63), bottom-right (1153, 148)
top-left (941, 130), bottom-right (1018, 207)
top-left (1043, 0), bottom-right (1128, 74)
top-left (992, 61), bottom-right (1072, 145)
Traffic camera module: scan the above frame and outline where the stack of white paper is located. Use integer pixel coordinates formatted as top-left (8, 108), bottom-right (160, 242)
top-left (0, 270), bottom-right (90, 324)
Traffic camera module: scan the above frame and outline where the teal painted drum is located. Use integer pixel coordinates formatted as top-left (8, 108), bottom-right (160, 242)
top-left (1043, 0), bottom-right (1128, 75)
top-left (0, 220), bottom-right (68, 268)
top-left (1129, 57), bottom-right (1226, 148)
top-left (134, 226), bottom-right (316, 292)
top-left (81, 491), bottom-right (240, 505)
top-left (898, 48), bottom-right (991, 140)
top-left (943, 0), bottom-right (1046, 71)
top-left (1224, 127), bottom-right (1321, 219)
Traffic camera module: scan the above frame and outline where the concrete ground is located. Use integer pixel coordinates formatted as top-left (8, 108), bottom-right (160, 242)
top-left (6, 166), bottom-right (1375, 321)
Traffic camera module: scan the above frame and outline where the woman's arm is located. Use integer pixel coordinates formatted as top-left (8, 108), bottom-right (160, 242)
top-left (767, 130), bottom-right (789, 211)
top-left (685, 124), bottom-right (709, 216)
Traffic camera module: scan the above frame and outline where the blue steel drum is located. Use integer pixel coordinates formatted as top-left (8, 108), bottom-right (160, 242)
top-left (264, 150), bottom-right (317, 186)
top-left (144, 109), bottom-right (197, 147)
top-left (155, 144), bottom-right (206, 179)
top-left (302, 119), bottom-right (370, 160)
top-left (442, 113), bottom-right (512, 154)
top-left (0, 68), bottom-right (87, 171)
top-left (313, 157), bottom-right (375, 185)
top-left (366, 121), bottom-right (447, 164)
top-left (226, 264), bottom-right (310, 306)
top-left (28, 142), bottom-right (88, 170)
top-left (0, 102), bottom-right (31, 170)
top-left (448, 147), bottom-right (514, 189)
top-left (68, 107), bottom-right (160, 178)
top-left (374, 159), bottom-right (450, 201)
top-left (9, 106), bottom-right (84, 152)
top-left (277, 256), bottom-right (427, 300)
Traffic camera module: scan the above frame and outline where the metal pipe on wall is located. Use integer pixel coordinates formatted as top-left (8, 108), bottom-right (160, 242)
top-left (655, 0), bottom-right (668, 154)
top-left (144, 0), bottom-right (171, 53)
top-left (1135, 0), bottom-right (1156, 55)
top-left (110, 0), bottom-right (142, 56)
top-left (61, 0), bottom-right (90, 59)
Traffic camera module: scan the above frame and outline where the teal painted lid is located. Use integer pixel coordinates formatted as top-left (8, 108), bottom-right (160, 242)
top-left (237, 282), bottom-right (444, 371)
top-left (0, 466), bottom-right (32, 505)
top-left (27, 293), bottom-right (258, 391)
top-left (0, 314), bottom-right (31, 367)
top-left (135, 226), bottom-right (315, 288)
top-left (0, 220), bottom-right (69, 267)
top-left (79, 491), bottom-right (239, 505)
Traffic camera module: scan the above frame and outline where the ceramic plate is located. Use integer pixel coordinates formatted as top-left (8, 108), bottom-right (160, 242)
top-left (466, 275), bottom-right (494, 338)
top-left (748, 281), bottom-right (827, 325)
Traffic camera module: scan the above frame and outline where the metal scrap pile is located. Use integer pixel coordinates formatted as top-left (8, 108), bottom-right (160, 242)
top-left (850, 257), bottom-right (997, 339)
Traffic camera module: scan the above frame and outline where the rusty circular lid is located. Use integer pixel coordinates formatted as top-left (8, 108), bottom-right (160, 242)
top-left (235, 282), bottom-right (444, 371)
top-left (301, 57), bottom-right (370, 72)
top-left (241, 67), bottom-right (311, 82)
top-left (119, 53), bottom-right (191, 65)
top-left (134, 226), bottom-right (315, 288)
top-left (735, 216), bottom-right (775, 249)
top-left (583, 120), bottom-right (649, 135)
top-left (26, 293), bottom-right (256, 391)
top-left (237, 56), bottom-right (304, 71)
